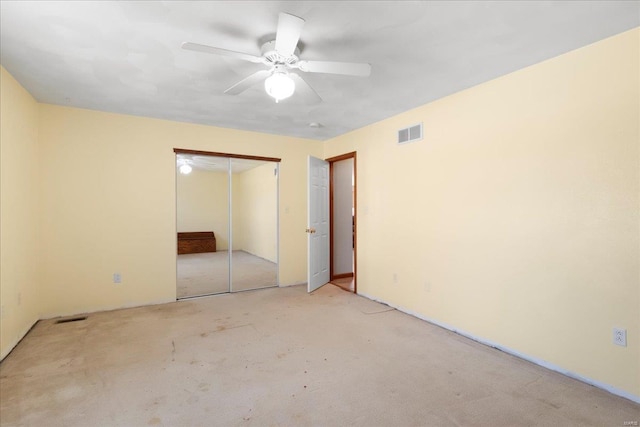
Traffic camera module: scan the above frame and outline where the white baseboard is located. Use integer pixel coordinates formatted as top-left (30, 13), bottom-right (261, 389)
top-left (358, 291), bottom-right (640, 404)
top-left (39, 297), bottom-right (176, 320)
top-left (279, 281), bottom-right (307, 287)
top-left (0, 318), bottom-right (39, 361)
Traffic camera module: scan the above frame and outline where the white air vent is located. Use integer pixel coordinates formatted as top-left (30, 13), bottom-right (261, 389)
top-left (397, 123), bottom-right (423, 144)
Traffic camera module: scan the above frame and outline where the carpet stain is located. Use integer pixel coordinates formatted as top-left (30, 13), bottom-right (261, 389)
top-left (204, 324), bottom-right (254, 334)
top-left (538, 398), bottom-right (562, 410)
top-left (148, 417), bottom-right (161, 425)
top-left (242, 408), bottom-right (253, 421)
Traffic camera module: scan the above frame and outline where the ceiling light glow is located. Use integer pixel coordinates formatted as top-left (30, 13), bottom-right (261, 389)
top-left (265, 71), bottom-right (295, 103)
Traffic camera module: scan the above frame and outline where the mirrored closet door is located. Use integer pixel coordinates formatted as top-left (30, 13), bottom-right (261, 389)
top-left (230, 158), bottom-right (278, 292)
top-left (175, 149), bottom-right (279, 299)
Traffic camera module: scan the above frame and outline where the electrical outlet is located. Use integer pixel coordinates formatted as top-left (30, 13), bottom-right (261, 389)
top-left (613, 328), bottom-right (627, 347)
top-left (113, 273), bottom-right (122, 284)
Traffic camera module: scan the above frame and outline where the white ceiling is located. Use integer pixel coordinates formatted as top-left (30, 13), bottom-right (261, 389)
top-left (1, 1), bottom-right (638, 141)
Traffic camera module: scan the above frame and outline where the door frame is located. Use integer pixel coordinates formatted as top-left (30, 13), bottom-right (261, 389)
top-left (174, 148), bottom-right (282, 299)
top-left (327, 151), bottom-right (357, 294)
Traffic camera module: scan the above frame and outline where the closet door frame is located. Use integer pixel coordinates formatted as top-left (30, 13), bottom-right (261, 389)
top-left (174, 148), bottom-right (281, 296)
top-left (174, 148), bottom-right (281, 164)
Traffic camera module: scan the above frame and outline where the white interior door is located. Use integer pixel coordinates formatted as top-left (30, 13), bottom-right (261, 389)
top-left (307, 156), bottom-right (330, 292)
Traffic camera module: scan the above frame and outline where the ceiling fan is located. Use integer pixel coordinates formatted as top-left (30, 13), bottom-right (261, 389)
top-left (182, 12), bottom-right (372, 103)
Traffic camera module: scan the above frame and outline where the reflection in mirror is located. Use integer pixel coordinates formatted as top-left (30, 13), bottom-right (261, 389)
top-left (231, 159), bottom-right (278, 292)
top-left (176, 155), bottom-right (230, 298)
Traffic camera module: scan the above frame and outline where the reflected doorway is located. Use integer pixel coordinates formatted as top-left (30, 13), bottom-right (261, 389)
top-left (175, 149), bottom-right (280, 299)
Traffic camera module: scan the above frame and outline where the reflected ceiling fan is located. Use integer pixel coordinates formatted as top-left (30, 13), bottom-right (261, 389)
top-left (182, 12), bottom-right (371, 103)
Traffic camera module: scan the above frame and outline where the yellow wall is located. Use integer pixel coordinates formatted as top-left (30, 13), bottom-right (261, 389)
top-left (325, 28), bottom-right (640, 398)
top-left (177, 169), bottom-right (230, 250)
top-left (233, 163), bottom-right (278, 262)
top-left (0, 67), bottom-right (41, 359)
top-left (37, 105), bottom-right (322, 318)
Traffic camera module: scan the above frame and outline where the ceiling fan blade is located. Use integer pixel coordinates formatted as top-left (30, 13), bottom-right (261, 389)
top-left (289, 74), bottom-right (322, 104)
top-left (275, 13), bottom-right (305, 57)
top-left (182, 42), bottom-right (265, 64)
top-left (297, 60), bottom-right (372, 77)
top-left (224, 70), bottom-right (272, 95)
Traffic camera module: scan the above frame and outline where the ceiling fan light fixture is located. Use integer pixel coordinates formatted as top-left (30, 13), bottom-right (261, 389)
top-left (264, 71), bottom-right (295, 103)
top-left (183, 12), bottom-right (370, 104)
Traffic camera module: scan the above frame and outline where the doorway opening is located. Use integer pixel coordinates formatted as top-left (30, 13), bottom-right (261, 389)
top-left (174, 148), bottom-right (281, 299)
top-left (328, 152), bottom-right (356, 293)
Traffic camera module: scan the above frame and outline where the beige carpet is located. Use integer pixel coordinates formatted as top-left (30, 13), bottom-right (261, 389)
top-left (177, 250), bottom-right (277, 298)
top-left (1, 284), bottom-right (638, 426)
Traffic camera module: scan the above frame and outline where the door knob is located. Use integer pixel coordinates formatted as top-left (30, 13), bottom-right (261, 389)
top-left (306, 228), bottom-right (316, 234)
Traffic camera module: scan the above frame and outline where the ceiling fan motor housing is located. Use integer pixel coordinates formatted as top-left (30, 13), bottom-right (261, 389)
top-left (261, 40), bottom-right (300, 67)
